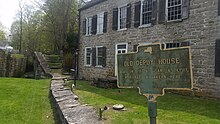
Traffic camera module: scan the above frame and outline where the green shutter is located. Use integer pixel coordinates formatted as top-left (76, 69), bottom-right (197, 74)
top-left (92, 15), bottom-right (97, 34)
top-left (82, 19), bottom-right (86, 35)
top-left (158, 0), bottom-right (166, 24)
top-left (134, 1), bottom-right (141, 28)
top-left (182, 0), bottom-right (189, 19)
top-left (103, 12), bottom-right (108, 33)
top-left (152, 0), bottom-right (157, 25)
top-left (126, 3), bottom-right (131, 28)
top-left (112, 8), bottom-right (118, 30)
top-left (92, 48), bottom-right (96, 66)
top-left (102, 47), bottom-right (106, 67)
top-left (215, 39), bottom-right (220, 77)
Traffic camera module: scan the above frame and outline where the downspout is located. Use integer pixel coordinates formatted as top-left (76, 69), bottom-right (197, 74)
top-left (77, 10), bottom-right (81, 78)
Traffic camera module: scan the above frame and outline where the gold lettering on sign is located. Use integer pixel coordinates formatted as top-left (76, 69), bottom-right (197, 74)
top-left (158, 58), bottom-right (180, 65)
top-left (124, 60), bottom-right (153, 67)
top-left (144, 47), bottom-right (152, 54)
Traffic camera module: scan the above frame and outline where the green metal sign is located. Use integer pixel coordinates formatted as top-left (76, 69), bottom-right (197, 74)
top-left (117, 43), bottom-right (193, 96)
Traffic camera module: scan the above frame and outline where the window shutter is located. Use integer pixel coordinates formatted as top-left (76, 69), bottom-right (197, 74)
top-left (219, 0), bottom-right (220, 16)
top-left (182, 0), bottom-right (189, 19)
top-left (215, 39), bottom-right (220, 77)
top-left (133, 44), bottom-right (138, 52)
top-left (103, 12), bottom-right (108, 33)
top-left (158, 0), bottom-right (166, 24)
top-left (92, 47), bottom-right (96, 66)
top-left (102, 47), bottom-right (107, 67)
top-left (92, 15), bottom-right (97, 34)
top-left (126, 3), bottom-right (131, 28)
top-left (82, 19), bottom-right (86, 35)
top-left (152, 0), bottom-right (157, 25)
top-left (112, 8), bottom-right (118, 30)
top-left (134, 1), bottom-right (141, 28)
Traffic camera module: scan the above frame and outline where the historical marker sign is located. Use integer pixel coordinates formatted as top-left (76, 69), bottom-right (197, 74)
top-left (117, 43), bottom-right (193, 96)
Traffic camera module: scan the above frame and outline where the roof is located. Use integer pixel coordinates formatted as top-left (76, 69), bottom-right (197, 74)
top-left (0, 41), bottom-right (8, 47)
top-left (79, 0), bottom-right (107, 11)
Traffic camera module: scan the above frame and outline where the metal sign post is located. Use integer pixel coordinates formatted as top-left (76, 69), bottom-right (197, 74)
top-left (117, 43), bottom-right (193, 124)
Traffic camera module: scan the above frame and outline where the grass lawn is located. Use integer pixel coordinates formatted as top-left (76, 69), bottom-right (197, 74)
top-left (0, 78), bottom-right (57, 124)
top-left (73, 80), bottom-right (220, 124)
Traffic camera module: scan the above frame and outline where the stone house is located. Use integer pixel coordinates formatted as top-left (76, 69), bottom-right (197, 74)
top-left (78, 0), bottom-right (220, 98)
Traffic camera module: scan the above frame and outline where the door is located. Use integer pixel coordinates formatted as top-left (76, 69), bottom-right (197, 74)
top-left (115, 43), bottom-right (128, 76)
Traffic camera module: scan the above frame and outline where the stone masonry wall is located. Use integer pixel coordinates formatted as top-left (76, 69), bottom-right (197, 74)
top-left (79, 0), bottom-right (220, 98)
top-left (0, 50), bottom-right (7, 77)
top-left (0, 51), bottom-right (26, 77)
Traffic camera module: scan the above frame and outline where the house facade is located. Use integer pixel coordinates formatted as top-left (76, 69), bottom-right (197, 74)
top-left (78, 0), bottom-right (220, 98)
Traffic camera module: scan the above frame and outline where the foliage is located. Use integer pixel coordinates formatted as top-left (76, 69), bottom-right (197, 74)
top-left (63, 52), bottom-right (74, 72)
top-left (10, 0), bottom-right (79, 55)
top-left (0, 22), bottom-right (6, 41)
top-left (0, 78), bottom-right (58, 124)
top-left (11, 54), bottom-right (25, 59)
top-left (73, 81), bottom-right (220, 124)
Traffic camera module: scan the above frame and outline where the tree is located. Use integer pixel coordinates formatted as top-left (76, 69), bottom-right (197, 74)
top-left (0, 22), bottom-right (6, 41)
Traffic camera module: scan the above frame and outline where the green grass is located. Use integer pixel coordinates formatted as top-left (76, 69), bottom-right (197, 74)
top-left (74, 81), bottom-right (220, 124)
top-left (0, 78), bottom-right (57, 124)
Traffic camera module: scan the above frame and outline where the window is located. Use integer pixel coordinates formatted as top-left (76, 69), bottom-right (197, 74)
top-left (134, 0), bottom-right (156, 28)
top-left (115, 43), bottom-right (128, 76)
top-left (86, 17), bottom-right (92, 35)
top-left (167, 0), bottom-right (182, 21)
top-left (141, 0), bottom-right (153, 25)
top-left (116, 44), bottom-right (128, 54)
top-left (96, 46), bottom-right (103, 66)
top-left (84, 47), bottom-right (92, 66)
top-left (118, 6), bottom-right (127, 29)
top-left (97, 12), bottom-right (104, 34)
top-left (165, 41), bottom-right (189, 49)
top-left (158, 0), bottom-right (189, 23)
top-left (89, 46), bottom-right (106, 67)
top-left (113, 4), bottom-right (131, 30)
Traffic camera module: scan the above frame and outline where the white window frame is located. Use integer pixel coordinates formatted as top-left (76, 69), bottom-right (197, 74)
top-left (97, 12), bottom-right (104, 34)
top-left (96, 46), bottom-right (103, 67)
top-left (140, 0), bottom-right (153, 27)
top-left (84, 47), bottom-right (92, 66)
top-left (115, 43), bottom-right (128, 76)
top-left (86, 17), bottom-right (92, 35)
top-left (118, 5), bottom-right (127, 30)
top-left (166, 0), bottom-right (182, 22)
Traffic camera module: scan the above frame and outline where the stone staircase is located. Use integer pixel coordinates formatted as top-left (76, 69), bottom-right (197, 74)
top-left (44, 54), bottom-right (62, 69)
top-left (34, 52), bottom-right (52, 78)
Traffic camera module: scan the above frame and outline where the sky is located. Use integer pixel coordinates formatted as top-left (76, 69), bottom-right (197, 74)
top-left (0, 0), bottom-right (19, 32)
top-left (0, 0), bottom-right (33, 32)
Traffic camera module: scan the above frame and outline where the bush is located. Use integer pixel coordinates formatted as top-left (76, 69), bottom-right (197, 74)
top-left (63, 52), bottom-right (74, 72)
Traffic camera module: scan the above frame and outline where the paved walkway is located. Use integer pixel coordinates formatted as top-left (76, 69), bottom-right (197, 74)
top-left (50, 73), bottom-right (102, 124)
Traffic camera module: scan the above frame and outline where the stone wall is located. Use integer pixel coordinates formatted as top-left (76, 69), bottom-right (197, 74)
top-left (78, 0), bottom-right (220, 98)
top-left (50, 75), bottom-right (102, 124)
top-left (7, 56), bottom-right (27, 77)
top-left (0, 50), bottom-right (7, 77)
top-left (0, 50), bottom-right (26, 77)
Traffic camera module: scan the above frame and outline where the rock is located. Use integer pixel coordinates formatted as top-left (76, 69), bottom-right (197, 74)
top-left (113, 104), bottom-right (124, 110)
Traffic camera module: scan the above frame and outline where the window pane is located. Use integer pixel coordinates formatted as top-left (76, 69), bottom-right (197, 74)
top-left (97, 13), bottom-right (104, 33)
top-left (117, 44), bottom-right (126, 49)
top-left (85, 48), bottom-right (91, 65)
top-left (119, 6), bottom-right (127, 29)
top-left (142, 0), bottom-right (152, 25)
top-left (167, 0), bottom-right (182, 21)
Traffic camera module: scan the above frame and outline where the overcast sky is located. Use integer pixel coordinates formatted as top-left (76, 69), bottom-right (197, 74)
top-left (0, 0), bottom-right (19, 31)
top-left (0, 0), bottom-right (33, 32)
